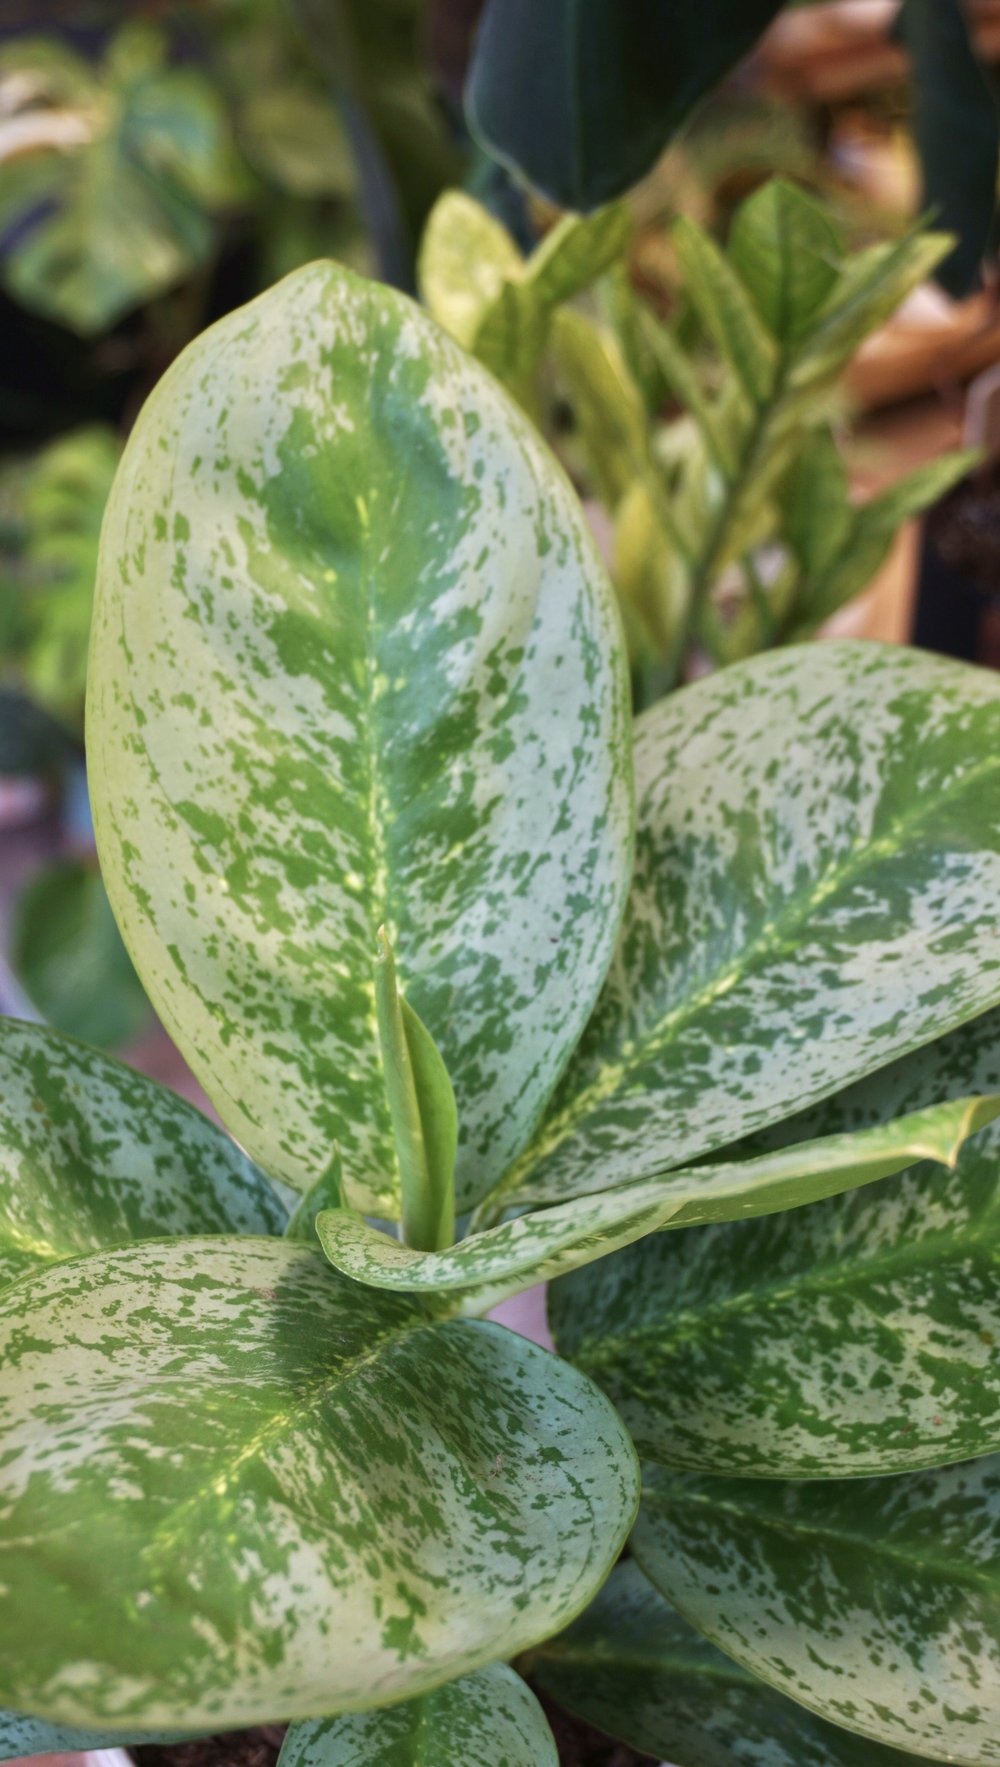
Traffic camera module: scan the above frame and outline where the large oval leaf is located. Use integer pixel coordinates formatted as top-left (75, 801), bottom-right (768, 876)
top-left (0, 1017), bottom-right (284, 1291)
top-left (633, 1459), bottom-right (1000, 1765)
top-left (536, 1561), bottom-right (934, 1767)
top-left (278, 1666), bottom-right (557, 1766)
top-left (0, 1237), bottom-right (638, 1730)
top-left (550, 1095), bottom-right (1000, 1475)
top-left (88, 261), bottom-right (633, 1213)
top-left (485, 643), bottom-right (1000, 1213)
top-left (320, 1095), bottom-right (1000, 1320)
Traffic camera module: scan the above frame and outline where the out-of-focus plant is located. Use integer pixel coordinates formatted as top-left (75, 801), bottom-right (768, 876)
top-left (0, 425), bottom-right (119, 733)
top-left (466, 0), bottom-right (1000, 299)
top-left (422, 180), bottom-right (974, 702)
top-left (0, 424), bottom-right (148, 1052)
top-left (0, 23), bottom-right (251, 335)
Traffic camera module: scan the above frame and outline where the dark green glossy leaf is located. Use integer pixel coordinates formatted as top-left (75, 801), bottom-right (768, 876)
top-left (0, 1238), bottom-right (638, 1730)
top-left (536, 1561), bottom-right (934, 1767)
top-left (88, 261), bottom-right (633, 1216)
top-left (278, 1665), bottom-right (557, 1765)
top-left (550, 1093), bottom-right (1000, 1476)
top-left (0, 1017), bottom-right (285, 1292)
top-left (896, 0), bottom-right (999, 297)
top-left (11, 858), bottom-right (150, 1050)
top-left (465, 0), bottom-right (786, 211)
top-left (482, 643), bottom-right (1000, 1214)
top-left (634, 1458), bottom-right (1000, 1764)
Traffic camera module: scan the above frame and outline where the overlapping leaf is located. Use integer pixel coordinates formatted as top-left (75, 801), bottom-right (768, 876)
top-left (634, 1458), bottom-right (1000, 1765)
top-left (0, 1018), bottom-right (284, 1292)
top-left (536, 1561), bottom-right (934, 1767)
top-left (0, 1238), bottom-right (637, 1731)
top-left (465, 0), bottom-right (786, 210)
top-left (320, 1096), bottom-right (1000, 1318)
top-left (481, 643), bottom-right (1000, 1215)
top-left (88, 261), bottom-right (633, 1214)
top-left (551, 1096), bottom-right (1000, 1476)
top-left (278, 1666), bottom-right (557, 1766)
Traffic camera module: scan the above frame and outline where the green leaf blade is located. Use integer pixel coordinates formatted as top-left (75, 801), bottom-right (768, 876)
top-left (633, 1458), bottom-right (1000, 1765)
top-left (278, 1665), bottom-right (557, 1766)
top-left (536, 1561), bottom-right (936, 1767)
top-left (490, 642), bottom-right (1000, 1212)
top-left (88, 261), bottom-right (634, 1215)
top-left (0, 1018), bottom-right (285, 1292)
top-left (0, 1238), bottom-right (638, 1731)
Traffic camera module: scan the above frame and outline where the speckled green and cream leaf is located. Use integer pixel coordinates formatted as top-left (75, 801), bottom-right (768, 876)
top-left (0, 1017), bottom-right (284, 1292)
top-left (277, 1665), bottom-right (557, 1766)
top-left (88, 262), bottom-right (633, 1214)
top-left (0, 1710), bottom-right (184, 1763)
top-left (550, 1098), bottom-right (1000, 1476)
top-left (319, 1095), bottom-right (1000, 1318)
top-left (0, 1237), bottom-right (638, 1731)
top-left (633, 1458), bottom-right (1000, 1765)
top-left (535, 1561), bottom-right (935, 1767)
top-left (484, 643), bottom-right (1000, 1213)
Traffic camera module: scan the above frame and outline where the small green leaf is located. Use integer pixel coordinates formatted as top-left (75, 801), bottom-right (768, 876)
top-left (0, 1238), bottom-right (638, 1730)
top-left (11, 859), bottom-right (149, 1050)
top-left (523, 204), bottom-right (632, 309)
top-left (285, 1148), bottom-right (345, 1244)
top-left (322, 1095), bottom-right (1000, 1318)
top-left (0, 1017), bottom-right (285, 1292)
top-left (375, 926), bottom-right (456, 1251)
top-left (0, 1711), bottom-right (183, 1763)
top-left (634, 1458), bottom-right (1000, 1764)
top-left (792, 232), bottom-right (953, 392)
top-left (673, 216), bottom-right (776, 405)
top-left (278, 1665), bottom-right (557, 1766)
top-left (482, 642), bottom-right (1000, 1213)
top-left (729, 180), bottom-right (844, 343)
top-left (418, 192), bottom-right (523, 352)
top-left (88, 262), bottom-right (634, 1216)
top-left (550, 308), bottom-right (649, 508)
top-left (536, 1561), bottom-right (934, 1767)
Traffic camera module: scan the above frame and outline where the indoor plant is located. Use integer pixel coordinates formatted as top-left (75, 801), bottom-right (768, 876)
top-left (2, 263), bottom-right (1000, 1764)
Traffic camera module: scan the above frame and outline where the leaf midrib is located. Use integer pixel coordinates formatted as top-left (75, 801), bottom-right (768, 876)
top-left (494, 742), bottom-right (1000, 1206)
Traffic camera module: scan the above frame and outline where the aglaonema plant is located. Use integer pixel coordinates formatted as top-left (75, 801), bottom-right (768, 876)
top-left (3, 262), bottom-right (1000, 1767)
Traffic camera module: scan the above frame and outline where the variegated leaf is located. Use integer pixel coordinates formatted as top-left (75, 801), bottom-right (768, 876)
top-left (536, 1560), bottom-right (934, 1767)
top-left (88, 261), bottom-right (633, 1214)
top-left (0, 1017), bottom-right (284, 1291)
top-left (0, 1237), bottom-right (638, 1731)
top-left (635, 1460), bottom-right (1000, 1766)
top-left (551, 1091), bottom-right (1000, 1475)
top-left (483, 643), bottom-right (1000, 1214)
top-left (278, 1665), bottom-right (557, 1766)
top-left (319, 1095), bottom-right (1000, 1319)
top-left (0, 1710), bottom-right (183, 1762)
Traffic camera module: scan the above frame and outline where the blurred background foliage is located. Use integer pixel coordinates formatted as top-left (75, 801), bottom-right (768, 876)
top-left (0, 0), bottom-right (996, 1053)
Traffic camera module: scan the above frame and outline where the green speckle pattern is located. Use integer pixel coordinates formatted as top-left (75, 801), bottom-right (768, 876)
top-left (278, 1664), bottom-right (557, 1766)
top-left (494, 642), bottom-right (1000, 1209)
top-left (320, 1095), bottom-right (1000, 1320)
top-left (537, 1561), bottom-right (933, 1767)
top-left (88, 260), bottom-right (633, 1212)
top-left (0, 1018), bottom-right (284, 1290)
top-left (0, 1237), bottom-right (638, 1730)
top-left (634, 1457), bottom-right (1000, 1764)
